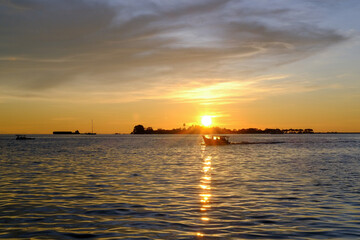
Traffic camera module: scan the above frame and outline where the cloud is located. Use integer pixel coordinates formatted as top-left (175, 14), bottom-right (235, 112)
top-left (0, 0), bottom-right (350, 101)
top-left (0, 0), bottom-right (38, 10)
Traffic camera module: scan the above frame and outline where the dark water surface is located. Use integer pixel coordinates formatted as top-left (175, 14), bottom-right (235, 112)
top-left (1, 134), bottom-right (360, 239)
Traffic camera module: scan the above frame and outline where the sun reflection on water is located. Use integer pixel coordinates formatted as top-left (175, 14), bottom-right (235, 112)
top-left (197, 147), bottom-right (213, 238)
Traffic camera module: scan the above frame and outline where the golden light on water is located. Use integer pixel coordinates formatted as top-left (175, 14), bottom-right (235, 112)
top-left (202, 176), bottom-right (211, 181)
top-left (203, 166), bottom-right (211, 173)
top-left (200, 185), bottom-right (211, 190)
top-left (199, 152), bottom-right (212, 228)
top-left (197, 147), bottom-right (214, 237)
top-left (201, 116), bottom-right (212, 127)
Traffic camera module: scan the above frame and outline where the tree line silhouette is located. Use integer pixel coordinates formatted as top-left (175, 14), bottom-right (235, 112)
top-left (131, 125), bottom-right (314, 134)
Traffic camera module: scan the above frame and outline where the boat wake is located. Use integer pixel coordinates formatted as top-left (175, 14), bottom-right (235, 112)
top-left (231, 141), bottom-right (284, 145)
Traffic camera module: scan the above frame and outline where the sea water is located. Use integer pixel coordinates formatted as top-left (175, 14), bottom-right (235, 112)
top-left (0, 134), bottom-right (360, 239)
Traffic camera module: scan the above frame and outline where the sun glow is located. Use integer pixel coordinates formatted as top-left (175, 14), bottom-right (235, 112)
top-left (201, 116), bottom-right (212, 127)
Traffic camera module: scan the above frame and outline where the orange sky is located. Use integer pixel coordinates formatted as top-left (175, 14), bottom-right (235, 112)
top-left (0, 1), bottom-right (360, 133)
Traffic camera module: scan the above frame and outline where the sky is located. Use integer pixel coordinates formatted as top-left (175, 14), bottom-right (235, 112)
top-left (1, 0), bottom-right (360, 133)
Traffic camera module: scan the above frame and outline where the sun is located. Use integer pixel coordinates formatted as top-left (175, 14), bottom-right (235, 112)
top-left (201, 116), bottom-right (212, 127)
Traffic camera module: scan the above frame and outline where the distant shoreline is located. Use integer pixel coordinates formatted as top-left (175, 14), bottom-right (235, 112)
top-left (128, 132), bottom-right (360, 135)
top-left (129, 124), bottom-right (360, 135)
top-left (1, 132), bottom-right (360, 135)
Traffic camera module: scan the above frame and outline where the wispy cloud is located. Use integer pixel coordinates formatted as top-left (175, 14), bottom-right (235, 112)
top-left (0, 0), bottom-right (351, 103)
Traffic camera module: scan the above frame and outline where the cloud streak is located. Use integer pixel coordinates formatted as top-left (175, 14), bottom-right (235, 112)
top-left (0, 0), bottom-right (350, 103)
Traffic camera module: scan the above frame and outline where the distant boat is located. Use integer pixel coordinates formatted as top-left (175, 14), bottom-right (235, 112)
top-left (84, 120), bottom-right (96, 135)
top-left (16, 135), bottom-right (35, 140)
top-left (202, 135), bottom-right (230, 145)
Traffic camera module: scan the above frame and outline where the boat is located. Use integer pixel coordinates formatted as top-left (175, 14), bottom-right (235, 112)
top-left (202, 135), bottom-right (230, 145)
top-left (84, 120), bottom-right (96, 135)
top-left (16, 135), bottom-right (35, 140)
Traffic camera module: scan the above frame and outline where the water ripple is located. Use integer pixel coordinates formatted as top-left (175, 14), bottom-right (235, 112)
top-left (1, 134), bottom-right (360, 239)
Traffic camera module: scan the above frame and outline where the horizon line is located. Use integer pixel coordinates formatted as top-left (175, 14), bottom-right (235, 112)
top-left (1, 132), bottom-right (360, 135)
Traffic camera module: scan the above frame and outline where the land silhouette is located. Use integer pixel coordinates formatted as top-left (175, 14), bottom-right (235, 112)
top-left (131, 125), bottom-right (314, 134)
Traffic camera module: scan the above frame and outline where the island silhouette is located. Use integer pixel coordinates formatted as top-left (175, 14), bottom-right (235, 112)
top-left (131, 125), bottom-right (314, 134)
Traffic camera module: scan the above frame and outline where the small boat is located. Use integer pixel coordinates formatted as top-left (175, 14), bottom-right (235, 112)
top-left (16, 135), bottom-right (35, 140)
top-left (202, 135), bottom-right (230, 145)
top-left (84, 120), bottom-right (96, 135)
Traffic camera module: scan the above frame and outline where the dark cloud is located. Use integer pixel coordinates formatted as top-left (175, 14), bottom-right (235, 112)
top-left (0, 0), bottom-right (116, 57)
top-left (0, 0), bottom-right (38, 10)
top-left (0, 0), bottom-right (349, 94)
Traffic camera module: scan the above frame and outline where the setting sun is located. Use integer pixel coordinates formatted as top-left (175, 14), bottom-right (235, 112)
top-left (201, 116), bottom-right (212, 127)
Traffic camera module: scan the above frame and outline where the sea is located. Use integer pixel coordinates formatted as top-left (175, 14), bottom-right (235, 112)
top-left (1, 134), bottom-right (360, 239)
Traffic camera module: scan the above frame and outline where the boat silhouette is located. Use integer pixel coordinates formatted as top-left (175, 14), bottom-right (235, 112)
top-left (16, 135), bottom-right (35, 140)
top-left (202, 135), bottom-right (230, 145)
top-left (84, 120), bottom-right (96, 135)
